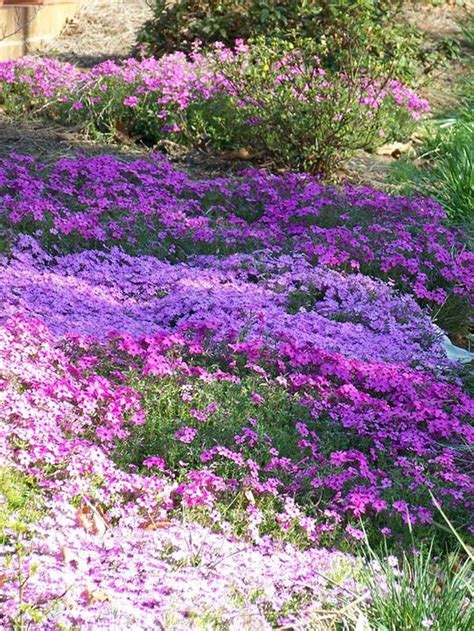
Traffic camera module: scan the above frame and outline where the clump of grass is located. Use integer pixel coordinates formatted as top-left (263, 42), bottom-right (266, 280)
top-left (362, 545), bottom-right (473, 631)
top-left (361, 501), bottom-right (474, 631)
top-left (391, 113), bottom-right (473, 227)
top-left (390, 16), bottom-right (473, 228)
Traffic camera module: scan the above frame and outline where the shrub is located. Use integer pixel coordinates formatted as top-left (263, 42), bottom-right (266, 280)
top-left (193, 37), bottom-right (428, 174)
top-left (138, 1), bottom-right (427, 84)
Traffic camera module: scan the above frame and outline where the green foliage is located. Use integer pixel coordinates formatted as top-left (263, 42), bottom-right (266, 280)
top-left (188, 37), bottom-right (421, 175)
top-left (113, 373), bottom-right (319, 544)
top-left (138, 0), bottom-right (454, 85)
top-left (391, 75), bottom-right (474, 227)
top-left (17, 40), bottom-right (423, 175)
top-left (460, 13), bottom-right (474, 50)
top-left (362, 543), bottom-right (474, 631)
top-left (432, 290), bottom-right (473, 338)
top-left (0, 468), bottom-right (40, 539)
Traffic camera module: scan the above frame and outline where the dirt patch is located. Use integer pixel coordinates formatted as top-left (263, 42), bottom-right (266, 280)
top-left (0, 112), bottom-right (252, 180)
top-left (0, 113), bottom-right (148, 163)
top-left (0, 112), bottom-right (410, 185)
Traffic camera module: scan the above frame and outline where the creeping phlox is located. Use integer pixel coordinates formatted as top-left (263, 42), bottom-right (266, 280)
top-left (0, 154), bottom-right (471, 311)
top-left (0, 47), bottom-right (430, 174)
top-left (0, 154), bottom-right (472, 628)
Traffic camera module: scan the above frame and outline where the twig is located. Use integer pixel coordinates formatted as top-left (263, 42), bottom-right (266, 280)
top-left (0, 7), bottom-right (41, 43)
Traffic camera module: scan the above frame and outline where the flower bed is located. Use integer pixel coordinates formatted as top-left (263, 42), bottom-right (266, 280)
top-left (0, 154), bottom-right (472, 628)
top-left (1, 154), bottom-right (471, 331)
top-left (0, 45), bottom-right (430, 173)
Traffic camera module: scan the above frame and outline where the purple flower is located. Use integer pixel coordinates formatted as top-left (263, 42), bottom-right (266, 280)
top-left (123, 95), bottom-right (139, 107)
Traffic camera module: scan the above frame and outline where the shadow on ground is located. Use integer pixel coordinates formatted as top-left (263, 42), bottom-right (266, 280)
top-left (0, 114), bottom-right (255, 180)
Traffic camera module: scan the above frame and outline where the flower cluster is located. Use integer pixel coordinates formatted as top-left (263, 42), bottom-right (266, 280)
top-left (0, 236), bottom-right (454, 373)
top-left (0, 47), bottom-right (430, 172)
top-left (1, 496), bottom-right (358, 628)
top-left (0, 316), bottom-right (360, 628)
top-left (0, 49), bottom-right (429, 121)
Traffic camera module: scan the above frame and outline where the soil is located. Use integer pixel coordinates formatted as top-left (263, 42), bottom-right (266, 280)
top-left (0, 114), bottom-right (145, 162)
top-left (0, 113), bottom-right (254, 179)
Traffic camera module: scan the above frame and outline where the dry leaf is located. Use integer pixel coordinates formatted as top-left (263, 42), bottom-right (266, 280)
top-left (141, 519), bottom-right (173, 531)
top-left (244, 489), bottom-right (256, 504)
top-left (60, 546), bottom-right (78, 566)
top-left (221, 147), bottom-right (255, 161)
top-left (82, 586), bottom-right (110, 604)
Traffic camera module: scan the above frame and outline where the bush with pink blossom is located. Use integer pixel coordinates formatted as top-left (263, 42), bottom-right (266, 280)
top-left (0, 39), bottom-right (430, 174)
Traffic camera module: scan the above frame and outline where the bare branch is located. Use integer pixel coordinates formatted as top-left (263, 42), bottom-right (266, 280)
top-left (0, 6), bottom-right (41, 44)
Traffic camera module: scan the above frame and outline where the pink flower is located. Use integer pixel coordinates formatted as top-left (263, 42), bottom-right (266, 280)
top-left (175, 426), bottom-right (198, 444)
top-left (345, 525), bottom-right (365, 541)
top-left (143, 456), bottom-right (167, 470)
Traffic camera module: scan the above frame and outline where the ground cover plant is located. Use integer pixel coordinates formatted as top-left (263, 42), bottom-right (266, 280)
top-left (0, 152), bottom-right (473, 628)
top-left (0, 153), bottom-right (471, 333)
top-left (0, 43), bottom-right (430, 174)
top-left (0, 2), bottom-right (473, 628)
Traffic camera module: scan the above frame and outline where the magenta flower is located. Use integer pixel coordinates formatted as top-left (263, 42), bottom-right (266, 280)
top-left (175, 426), bottom-right (198, 444)
top-left (123, 95), bottom-right (139, 107)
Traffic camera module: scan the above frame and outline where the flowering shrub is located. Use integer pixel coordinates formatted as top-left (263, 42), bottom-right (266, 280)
top-left (138, 1), bottom-right (427, 87)
top-left (0, 43), bottom-right (430, 174)
top-left (196, 37), bottom-right (430, 173)
top-left (0, 154), bottom-right (470, 332)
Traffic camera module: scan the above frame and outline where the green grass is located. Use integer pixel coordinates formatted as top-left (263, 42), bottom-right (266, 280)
top-left (391, 115), bottom-right (473, 228)
top-left (390, 16), bottom-right (473, 229)
top-left (0, 468), bottom-right (41, 541)
top-left (362, 544), bottom-right (473, 631)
